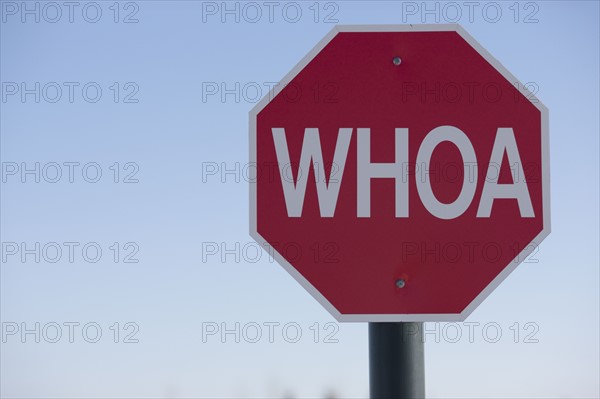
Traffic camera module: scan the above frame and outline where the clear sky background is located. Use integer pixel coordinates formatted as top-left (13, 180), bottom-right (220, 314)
top-left (1, 1), bottom-right (598, 398)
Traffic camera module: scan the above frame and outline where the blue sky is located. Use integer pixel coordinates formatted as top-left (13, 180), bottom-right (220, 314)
top-left (1, 1), bottom-right (599, 398)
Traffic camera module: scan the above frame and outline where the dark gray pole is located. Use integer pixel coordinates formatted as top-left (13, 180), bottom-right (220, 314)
top-left (369, 322), bottom-right (425, 399)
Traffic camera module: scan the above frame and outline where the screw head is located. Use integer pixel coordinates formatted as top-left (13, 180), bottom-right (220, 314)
top-left (392, 56), bottom-right (402, 66)
top-left (395, 279), bottom-right (406, 288)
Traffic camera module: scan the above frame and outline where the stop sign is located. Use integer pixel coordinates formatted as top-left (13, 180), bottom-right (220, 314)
top-left (250, 24), bottom-right (550, 321)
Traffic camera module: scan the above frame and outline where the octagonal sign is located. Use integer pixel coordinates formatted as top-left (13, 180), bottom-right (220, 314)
top-left (249, 24), bottom-right (550, 322)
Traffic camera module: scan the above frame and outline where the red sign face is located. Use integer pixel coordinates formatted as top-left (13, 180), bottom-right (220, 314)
top-left (250, 25), bottom-right (550, 321)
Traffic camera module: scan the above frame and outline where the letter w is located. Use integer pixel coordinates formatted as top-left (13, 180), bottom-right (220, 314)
top-left (272, 128), bottom-right (352, 217)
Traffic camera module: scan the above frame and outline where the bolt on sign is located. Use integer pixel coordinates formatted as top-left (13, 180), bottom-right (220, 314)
top-left (249, 24), bottom-right (550, 322)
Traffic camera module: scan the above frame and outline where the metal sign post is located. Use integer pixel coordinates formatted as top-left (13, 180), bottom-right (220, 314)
top-left (251, 24), bottom-right (549, 395)
top-left (369, 322), bottom-right (425, 399)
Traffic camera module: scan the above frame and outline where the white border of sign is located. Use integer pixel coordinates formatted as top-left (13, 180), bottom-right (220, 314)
top-left (249, 24), bottom-right (550, 322)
